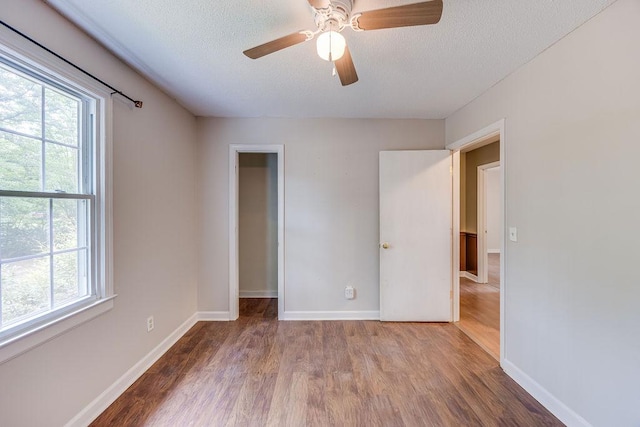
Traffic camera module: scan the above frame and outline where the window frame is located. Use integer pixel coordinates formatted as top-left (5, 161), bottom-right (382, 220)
top-left (0, 26), bottom-right (114, 364)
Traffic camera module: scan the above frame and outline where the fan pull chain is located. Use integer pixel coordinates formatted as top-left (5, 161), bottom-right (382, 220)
top-left (332, 65), bottom-right (337, 76)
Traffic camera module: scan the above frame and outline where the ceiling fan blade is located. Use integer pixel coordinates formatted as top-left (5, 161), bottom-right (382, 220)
top-left (355, 0), bottom-right (443, 31)
top-left (335, 45), bottom-right (358, 86)
top-left (243, 31), bottom-right (309, 59)
top-left (307, 0), bottom-right (330, 8)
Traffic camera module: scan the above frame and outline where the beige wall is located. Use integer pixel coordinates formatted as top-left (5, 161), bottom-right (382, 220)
top-left (239, 153), bottom-right (278, 296)
top-left (461, 141), bottom-right (500, 234)
top-left (0, 2), bottom-right (199, 426)
top-left (197, 118), bottom-right (444, 314)
top-left (446, 0), bottom-right (640, 424)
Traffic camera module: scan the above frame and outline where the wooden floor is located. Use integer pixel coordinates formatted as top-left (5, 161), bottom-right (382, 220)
top-left (457, 253), bottom-right (501, 360)
top-left (91, 296), bottom-right (561, 426)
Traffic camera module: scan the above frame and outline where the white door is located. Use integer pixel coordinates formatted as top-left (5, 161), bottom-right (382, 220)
top-left (379, 150), bottom-right (452, 321)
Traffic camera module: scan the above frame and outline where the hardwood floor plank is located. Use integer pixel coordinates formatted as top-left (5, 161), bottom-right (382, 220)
top-left (225, 373), bottom-right (277, 426)
top-left (325, 372), bottom-right (362, 426)
top-left (398, 394), bottom-right (446, 427)
top-left (283, 372), bottom-right (308, 426)
top-left (306, 375), bottom-right (331, 426)
top-left (361, 394), bottom-right (404, 427)
top-left (263, 366), bottom-right (293, 426)
top-left (91, 298), bottom-right (562, 427)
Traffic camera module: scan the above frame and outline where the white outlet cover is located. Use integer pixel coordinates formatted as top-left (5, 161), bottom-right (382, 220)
top-left (345, 286), bottom-right (355, 300)
top-left (509, 227), bottom-right (518, 242)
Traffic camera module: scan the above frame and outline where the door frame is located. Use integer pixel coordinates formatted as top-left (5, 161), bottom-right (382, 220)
top-left (446, 119), bottom-right (506, 364)
top-left (229, 144), bottom-right (285, 320)
top-left (477, 161), bottom-right (500, 284)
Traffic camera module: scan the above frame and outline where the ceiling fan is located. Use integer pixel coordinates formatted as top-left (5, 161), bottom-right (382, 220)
top-left (243, 0), bottom-right (443, 86)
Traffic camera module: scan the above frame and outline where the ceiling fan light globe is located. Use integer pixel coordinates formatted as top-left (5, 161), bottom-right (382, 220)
top-left (316, 31), bottom-right (346, 61)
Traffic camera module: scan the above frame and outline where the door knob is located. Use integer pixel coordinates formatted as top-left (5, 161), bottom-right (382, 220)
top-left (381, 243), bottom-right (390, 249)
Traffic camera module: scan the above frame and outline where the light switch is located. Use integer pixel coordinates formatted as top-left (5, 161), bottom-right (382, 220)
top-left (509, 227), bottom-right (518, 242)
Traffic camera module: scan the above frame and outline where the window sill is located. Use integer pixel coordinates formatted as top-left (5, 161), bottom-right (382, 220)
top-left (0, 295), bottom-right (117, 365)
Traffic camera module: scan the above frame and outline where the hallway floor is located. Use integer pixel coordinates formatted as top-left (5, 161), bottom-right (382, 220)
top-left (456, 253), bottom-right (500, 360)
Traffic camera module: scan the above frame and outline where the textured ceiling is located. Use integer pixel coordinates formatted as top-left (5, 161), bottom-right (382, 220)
top-left (44, 0), bottom-right (615, 119)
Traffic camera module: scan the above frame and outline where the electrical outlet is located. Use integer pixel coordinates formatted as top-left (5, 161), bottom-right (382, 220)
top-left (509, 227), bottom-right (518, 242)
top-left (146, 316), bottom-right (154, 332)
top-left (345, 286), bottom-right (355, 300)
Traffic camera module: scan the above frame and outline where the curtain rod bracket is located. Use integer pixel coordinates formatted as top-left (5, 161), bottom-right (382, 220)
top-left (111, 90), bottom-right (143, 108)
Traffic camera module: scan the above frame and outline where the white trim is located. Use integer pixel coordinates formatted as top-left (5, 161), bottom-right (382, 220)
top-left (488, 249), bottom-right (501, 254)
top-left (64, 313), bottom-right (199, 427)
top-left (197, 311), bottom-right (231, 321)
top-left (229, 145), bottom-right (285, 321)
top-left (477, 165), bottom-right (487, 283)
top-left (502, 359), bottom-right (592, 427)
top-left (477, 161), bottom-right (501, 284)
top-left (459, 271), bottom-right (479, 282)
top-left (282, 311), bottom-right (380, 321)
top-left (239, 290), bottom-right (278, 298)
top-left (451, 151), bottom-right (461, 322)
top-left (445, 120), bottom-right (503, 151)
top-left (448, 119), bottom-right (506, 364)
top-left (99, 92), bottom-right (114, 301)
top-left (228, 148), bottom-right (238, 320)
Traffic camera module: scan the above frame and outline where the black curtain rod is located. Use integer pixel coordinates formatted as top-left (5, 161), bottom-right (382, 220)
top-left (0, 20), bottom-right (143, 108)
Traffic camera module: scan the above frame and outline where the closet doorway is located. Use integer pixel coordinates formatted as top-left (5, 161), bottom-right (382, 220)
top-left (229, 145), bottom-right (284, 320)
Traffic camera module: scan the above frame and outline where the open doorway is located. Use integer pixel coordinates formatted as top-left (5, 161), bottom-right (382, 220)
top-left (448, 121), bottom-right (504, 363)
top-left (229, 145), bottom-right (284, 320)
top-left (458, 140), bottom-right (500, 359)
top-left (238, 153), bottom-right (278, 319)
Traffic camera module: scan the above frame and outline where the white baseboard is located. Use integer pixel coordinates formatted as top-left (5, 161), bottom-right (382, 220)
top-left (239, 290), bottom-right (278, 298)
top-left (460, 271), bottom-right (479, 282)
top-left (282, 310), bottom-right (380, 321)
top-left (197, 311), bottom-right (231, 321)
top-left (488, 249), bottom-right (501, 254)
top-left (65, 313), bottom-right (199, 427)
top-left (502, 359), bottom-right (591, 427)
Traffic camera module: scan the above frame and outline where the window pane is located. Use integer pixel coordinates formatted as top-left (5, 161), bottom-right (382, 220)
top-left (0, 65), bottom-right (42, 137)
top-left (45, 143), bottom-right (78, 193)
top-left (53, 250), bottom-right (87, 308)
top-left (1, 256), bottom-right (50, 325)
top-left (0, 197), bottom-right (49, 260)
top-left (45, 88), bottom-right (79, 146)
top-left (53, 199), bottom-right (87, 251)
top-left (0, 130), bottom-right (41, 191)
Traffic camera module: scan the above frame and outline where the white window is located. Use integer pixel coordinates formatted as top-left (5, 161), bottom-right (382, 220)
top-left (0, 33), bottom-right (113, 363)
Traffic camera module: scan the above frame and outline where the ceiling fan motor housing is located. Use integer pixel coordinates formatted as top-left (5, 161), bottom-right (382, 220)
top-left (313, 0), bottom-right (353, 32)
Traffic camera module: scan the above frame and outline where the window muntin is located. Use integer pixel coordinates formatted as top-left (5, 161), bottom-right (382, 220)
top-left (0, 57), bottom-right (96, 338)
